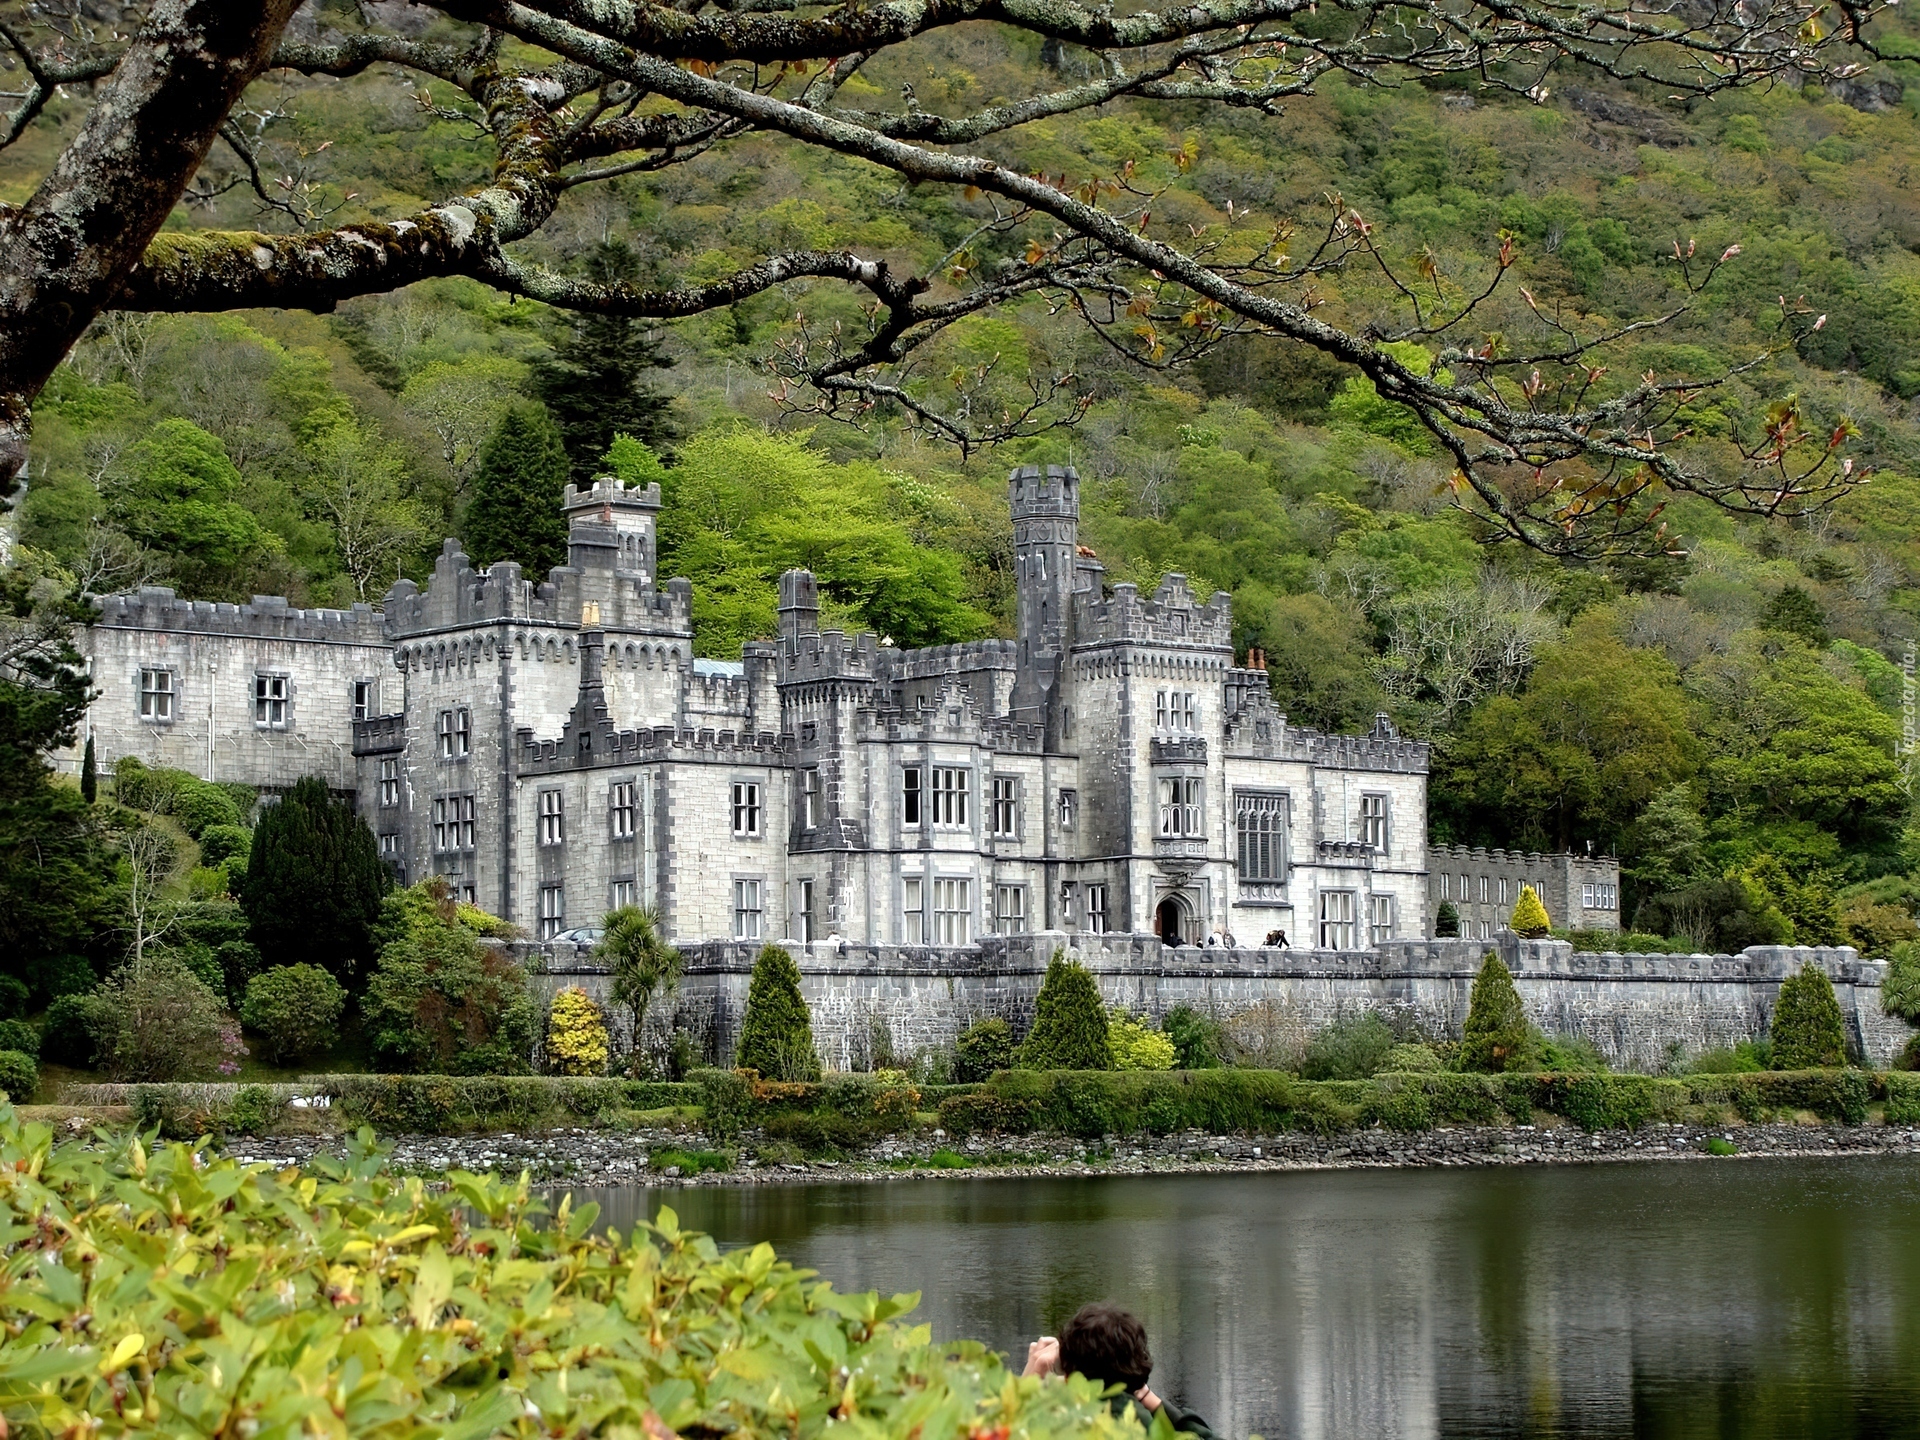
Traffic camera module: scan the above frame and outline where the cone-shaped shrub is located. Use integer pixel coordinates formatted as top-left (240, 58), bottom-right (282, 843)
top-left (1019, 952), bottom-right (1112, 1070)
top-left (735, 945), bottom-right (820, 1080)
top-left (1510, 884), bottom-right (1551, 939)
top-left (545, 987), bottom-right (611, 1076)
top-left (240, 777), bottom-right (387, 986)
top-left (1435, 901), bottom-right (1460, 938)
top-left (1771, 962), bottom-right (1848, 1069)
top-left (1460, 951), bottom-right (1531, 1072)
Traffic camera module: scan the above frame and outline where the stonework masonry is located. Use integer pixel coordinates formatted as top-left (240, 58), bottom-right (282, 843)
top-left (1429, 843), bottom-right (1622, 938)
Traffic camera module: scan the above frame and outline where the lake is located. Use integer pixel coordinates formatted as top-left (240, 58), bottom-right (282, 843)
top-left (573, 1156), bottom-right (1920, 1439)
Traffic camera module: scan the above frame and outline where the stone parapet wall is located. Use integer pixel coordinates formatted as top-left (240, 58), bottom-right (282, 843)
top-left (526, 931), bottom-right (1909, 1076)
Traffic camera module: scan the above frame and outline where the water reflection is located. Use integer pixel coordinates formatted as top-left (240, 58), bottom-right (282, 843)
top-left (571, 1157), bottom-right (1920, 1439)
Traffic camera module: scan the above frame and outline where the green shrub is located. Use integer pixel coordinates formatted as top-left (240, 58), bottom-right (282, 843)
top-left (734, 945), bottom-right (820, 1081)
top-left (1107, 1010), bottom-right (1176, 1070)
top-left (544, 987), bottom-right (611, 1076)
top-left (1686, 1039), bottom-right (1770, 1074)
top-left (1883, 940), bottom-right (1920, 1024)
top-left (1886, 1072), bottom-right (1920, 1125)
top-left (225, 1084), bottom-right (285, 1136)
top-left (955, 1067), bottom-right (1357, 1138)
top-left (764, 1110), bottom-right (869, 1155)
top-left (1460, 952), bottom-right (1531, 1073)
top-left (694, 1067), bottom-right (754, 1142)
top-left (0, 975), bottom-right (27, 1020)
top-left (364, 922), bottom-right (536, 1074)
top-left (1019, 953), bottom-right (1111, 1070)
top-left (1771, 963), bottom-right (1848, 1069)
top-left (952, 1017), bottom-right (1015, 1081)
top-left (0, 1020), bottom-right (37, 1059)
top-left (1381, 1042), bottom-right (1442, 1072)
top-left (1301, 1012), bottom-right (1397, 1080)
top-left (242, 964), bottom-right (348, 1065)
top-left (85, 956), bottom-right (244, 1081)
top-left (38, 995), bottom-right (94, 1066)
top-left (1510, 884), bottom-right (1552, 939)
top-left (651, 1147), bottom-right (731, 1175)
top-left (1536, 1033), bottom-right (1610, 1072)
top-left (0, 1112), bottom-right (1132, 1440)
top-left (173, 779), bottom-right (243, 838)
top-left (1162, 1005), bottom-right (1225, 1069)
top-left (1435, 900), bottom-right (1460, 937)
top-left (197, 823), bottom-right (252, 869)
top-left (0, 1050), bottom-right (35, 1101)
top-left (321, 1075), bottom-right (700, 1133)
top-left (821, 1072), bottom-right (920, 1132)
top-left (936, 1088), bottom-right (1041, 1136)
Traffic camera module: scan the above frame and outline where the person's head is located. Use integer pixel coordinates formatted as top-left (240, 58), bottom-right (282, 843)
top-left (1057, 1302), bottom-right (1153, 1391)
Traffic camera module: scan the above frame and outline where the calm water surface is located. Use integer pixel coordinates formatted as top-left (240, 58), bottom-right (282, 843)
top-left (572, 1156), bottom-right (1920, 1440)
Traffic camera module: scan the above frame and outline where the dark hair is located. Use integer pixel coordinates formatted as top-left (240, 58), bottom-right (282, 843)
top-left (1058, 1302), bottom-right (1153, 1390)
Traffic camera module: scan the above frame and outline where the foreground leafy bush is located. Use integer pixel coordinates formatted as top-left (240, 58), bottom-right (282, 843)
top-left (0, 1109), bottom-right (1134, 1440)
top-left (241, 963), bottom-right (347, 1064)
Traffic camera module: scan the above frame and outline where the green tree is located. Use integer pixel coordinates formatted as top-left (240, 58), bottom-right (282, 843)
top-left (1622, 784), bottom-right (1709, 911)
top-left (1435, 901), bottom-right (1461, 938)
top-left (239, 776), bottom-right (387, 987)
top-left (533, 242), bottom-right (675, 488)
top-left (734, 944), bottom-right (819, 1080)
top-left (462, 401), bottom-right (571, 578)
top-left (952, 1017), bottom-right (1015, 1082)
top-left (240, 963), bottom-right (346, 1065)
top-left (1019, 953), bottom-right (1112, 1070)
top-left (1759, 585), bottom-right (1829, 646)
top-left (1510, 884), bottom-right (1552, 939)
top-left (1770, 962), bottom-right (1848, 1069)
top-left (363, 920), bottom-right (537, 1073)
top-left (1162, 1005), bottom-right (1225, 1069)
top-left (1459, 952), bottom-right (1531, 1073)
top-left (104, 418), bottom-right (270, 598)
top-left (1250, 592), bottom-right (1387, 734)
top-left (598, 905), bottom-right (682, 1064)
top-left (81, 953), bottom-right (243, 1081)
top-left (79, 735), bottom-right (95, 804)
top-left (1884, 941), bottom-right (1920, 1025)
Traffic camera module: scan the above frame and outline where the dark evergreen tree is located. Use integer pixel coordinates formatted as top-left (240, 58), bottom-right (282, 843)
top-left (79, 735), bottom-right (95, 804)
top-left (1760, 585), bottom-right (1830, 647)
top-left (239, 776), bottom-right (388, 987)
top-left (1460, 952), bottom-right (1531, 1072)
top-left (1770, 962), bottom-right (1848, 1069)
top-left (734, 944), bottom-right (820, 1080)
top-left (1019, 952), bottom-right (1112, 1070)
top-left (462, 401), bottom-right (571, 578)
top-left (532, 242), bottom-right (674, 489)
top-left (1435, 900), bottom-right (1460, 937)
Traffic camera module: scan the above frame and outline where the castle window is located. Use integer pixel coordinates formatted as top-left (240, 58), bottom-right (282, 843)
top-left (379, 832), bottom-right (399, 858)
top-left (903, 877), bottom-right (925, 942)
top-left (538, 790), bottom-right (564, 846)
top-left (352, 680), bottom-right (375, 721)
top-left (733, 878), bottom-right (763, 940)
top-left (253, 673), bottom-right (289, 729)
top-left (138, 668), bottom-right (174, 722)
top-left (1369, 894), bottom-right (1395, 944)
top-left (798, 878), bottom-right (816, 943)
top-left (379, 759), bottom-right (401, 808)
top-left (931, 767), bottom-right (969, 827)
top-left (538, 884), bottom-right (565, 941)
top-left (1235, 792), bottom-right (1288, 881)
top-left (932, 878), bottom-right (972, 945)
top-left (731, 781), bottom-right (762, 837)
top-left (1601, 882), bottom-right (1617, 908)
top-left (437, 708), bottom-right (470, 758)
top-left (1438, 872), bottom-right (1450, 900)
top-left (1058, 788), bottom-right (1077, 829)
top-left (610, 780), bottom-right (637, 839)
top-left (1498, 876), bottom-right (1509, 905)
top-left (1157, 777), bottom-right (1202, 838)
top-left (1086, 883), bottom-right (1109, 934)
top-left (610, 878), bottom-right (636, 911)
top-left (1319, 891), bottom-right (1357, 950)
top-left (432, 795), bottom-right (474, 851)
top-left (990, 776), bottom-right (1020, 839)
top-left (1360, 793), bottom-right (1388, 851)
top-left (1479, 875), bottom-right (1489, 904)
top-left (902, 766), bottom-right (922, 826)
top-left (1582, 883), bottom-right (1595, 908)
top-left (994, 883), bottom-right (1027, 934)
top-left (800, 768), bottom-right (821, 830)
top-left (1156, 690), bottom-right (1196, 731)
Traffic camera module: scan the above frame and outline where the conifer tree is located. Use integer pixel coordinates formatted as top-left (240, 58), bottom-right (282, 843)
top-left (734, 944), bottom-right (819, 1080)
top-left (1460, 951), bottom-right (1532, 1072)
top-left (1770, 962), bottom-right (1848, 1069)
top-left (533, 242), bottom-right (674, 489)
top-left (78, 736), bottom-right (95, 804)
top-left (1435, 900), bottom-right (1460, 938)
top-left (1019, 952), bottom-right (1113, 1070)
top-left (239, 776), bottom-right (388, 987)
top-left (1510, 884), bottom-right (1552, 939)
top-left (462, 401), bottom-right (571, 578)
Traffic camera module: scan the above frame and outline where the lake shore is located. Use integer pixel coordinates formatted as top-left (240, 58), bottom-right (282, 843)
top-left (222, 1118), bottom-right (1920, 1187)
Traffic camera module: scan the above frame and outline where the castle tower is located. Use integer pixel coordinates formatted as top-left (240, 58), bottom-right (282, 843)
top-left (562, 477), bottom-right (660, 585)
top-left (1008, 464), bottom-right (1078, 735)
top-left (778, 568), bottom-right (820, 645)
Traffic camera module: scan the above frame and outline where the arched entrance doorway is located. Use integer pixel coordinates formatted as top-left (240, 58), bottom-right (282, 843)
top-left (1155, 894), bottom-right (1191, 946)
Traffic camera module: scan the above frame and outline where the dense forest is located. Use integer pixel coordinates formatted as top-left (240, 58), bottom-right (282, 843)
top-left (7, 6), bottom-right (1920, 952)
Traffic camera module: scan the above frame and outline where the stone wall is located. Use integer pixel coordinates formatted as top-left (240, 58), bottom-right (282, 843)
top-left (529, 931), bottom-right (1908, 1075)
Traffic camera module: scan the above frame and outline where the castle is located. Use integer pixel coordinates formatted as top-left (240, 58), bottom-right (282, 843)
top-left (70, 464), bottom-right (1536, 947)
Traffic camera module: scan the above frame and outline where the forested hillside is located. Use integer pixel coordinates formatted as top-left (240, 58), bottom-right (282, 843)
top-left (7, 5), bottom-right (1920, 946)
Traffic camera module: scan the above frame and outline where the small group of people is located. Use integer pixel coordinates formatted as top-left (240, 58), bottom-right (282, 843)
top-left (1164, 928), bottom-right (1291, 949)
top-left (1023, 1303), bottom-right (1221, 1439)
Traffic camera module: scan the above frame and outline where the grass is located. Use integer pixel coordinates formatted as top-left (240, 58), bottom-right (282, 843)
top-left (1705, 1137), bottom-right (1739, 1155)
top-left (650, 1147), bottom-right (730, 1175)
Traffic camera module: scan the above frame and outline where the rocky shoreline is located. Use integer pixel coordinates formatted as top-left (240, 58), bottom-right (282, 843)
top-left (224, 1120), bottom-right (1920, 1186)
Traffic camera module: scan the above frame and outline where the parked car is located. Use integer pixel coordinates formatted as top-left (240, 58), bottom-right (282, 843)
top-left (550, 926), bottom-right (605, 947)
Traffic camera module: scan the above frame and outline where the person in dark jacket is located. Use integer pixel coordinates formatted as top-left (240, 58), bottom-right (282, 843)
top-left (1023, 1302), bottom-right (1222, 1438)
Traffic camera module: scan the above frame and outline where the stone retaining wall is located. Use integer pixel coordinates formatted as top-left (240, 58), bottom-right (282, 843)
top-left (527, 931), bottom-right (1909, 1074)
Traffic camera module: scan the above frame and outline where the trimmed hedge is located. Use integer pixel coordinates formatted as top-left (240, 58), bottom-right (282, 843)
top-left (322, 1075), bottom-right (698, 1132)
top-left (937, 1069), bottom-right (1359, 1138)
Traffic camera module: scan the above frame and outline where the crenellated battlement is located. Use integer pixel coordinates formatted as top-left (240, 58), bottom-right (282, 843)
top-left (383, 540), bottom-right (691, 640)
top-left (562, 476), bottom-right (661, 518)
top-left (1074, 574), bottom-right (1235, 650)
top-left (94, 588), bottom-right (387, 646)
top-left (1007, 463), bottom-right (1079, 518)
top-left (516, 721), bottom-right (791, 774)
top-left (777, 627), bottom-right (883, 685)
top-left (1278, 713), bottom-right (1428, 772)
top-left (879, 638), bottom-right (1019, 681)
